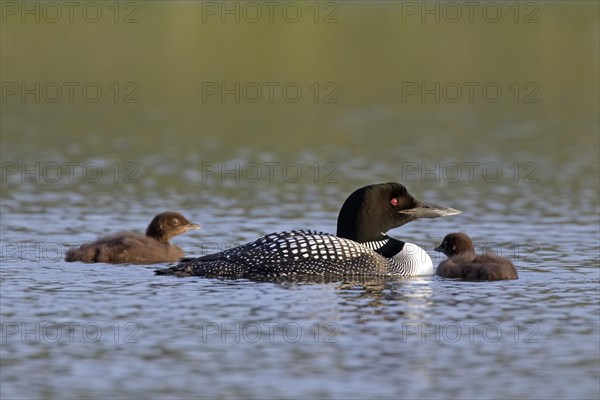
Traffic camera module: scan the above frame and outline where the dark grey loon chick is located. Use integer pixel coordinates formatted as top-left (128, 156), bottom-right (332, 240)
top-left (434, 232), bottom-right (518, 281)
top-left (65, 212), bottom-right (200, 264)
top-left (156, 183), bottom-right (461, 278)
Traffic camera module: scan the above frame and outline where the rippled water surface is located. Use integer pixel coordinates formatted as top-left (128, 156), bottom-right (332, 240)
top-left (1, 2), bottom-right (599, 399)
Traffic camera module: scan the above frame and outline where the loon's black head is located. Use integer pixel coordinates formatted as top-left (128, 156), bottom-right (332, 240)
top-left (336, 182), bottom-right (461, 242)
top-left (434, 232), bottom-right (474, 257)
top-left (146, 212), bottom-right (201, 243)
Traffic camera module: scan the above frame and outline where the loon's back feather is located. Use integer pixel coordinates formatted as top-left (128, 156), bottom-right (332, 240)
top-left (193, 229), bottom-right (326, 262)
top-left (156, 230), bottom-right (431, 278)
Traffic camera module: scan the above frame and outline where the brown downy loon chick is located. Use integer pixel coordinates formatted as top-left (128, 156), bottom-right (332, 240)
top-left (434, 232), bottom-right (518, 281)
top-left (65, 212), bottom-right (200, 264)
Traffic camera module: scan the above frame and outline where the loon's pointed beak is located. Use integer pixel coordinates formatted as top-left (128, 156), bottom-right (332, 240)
top-left (185, 223), bottom-right (202, 231)
top-left (399, 200), bottom-right (462, 219)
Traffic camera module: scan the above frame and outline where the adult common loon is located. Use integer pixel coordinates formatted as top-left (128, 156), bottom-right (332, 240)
top-left (434, 232), bottom-right (518, 281)
top-left (156, 183), bottom-right (460, 278)
top-left (65, 212), bottom-right (200, 264)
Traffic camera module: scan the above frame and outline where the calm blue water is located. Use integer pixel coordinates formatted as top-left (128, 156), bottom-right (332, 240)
top-left (1, 161), bottom-right (599, 399)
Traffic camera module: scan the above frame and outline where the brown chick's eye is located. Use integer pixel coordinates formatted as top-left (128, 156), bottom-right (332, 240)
top-left (172, 218), bottom-right (179, 225)
top-left (390, 198), bottom-right (398, 206)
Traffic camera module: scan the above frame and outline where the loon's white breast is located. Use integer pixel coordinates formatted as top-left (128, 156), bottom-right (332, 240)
top-left (392, 242), bottom-right (434, 276)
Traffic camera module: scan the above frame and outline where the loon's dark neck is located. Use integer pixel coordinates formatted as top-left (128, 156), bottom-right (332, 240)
top-left (375, 237), bottom-right (406, 258)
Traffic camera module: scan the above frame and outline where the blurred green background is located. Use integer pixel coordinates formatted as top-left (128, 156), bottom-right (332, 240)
top-left (1, 1), bottom-right (598, 203)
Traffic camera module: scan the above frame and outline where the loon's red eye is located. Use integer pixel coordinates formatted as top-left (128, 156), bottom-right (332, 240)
top-left (390, 198), bottom-right (398, 206)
